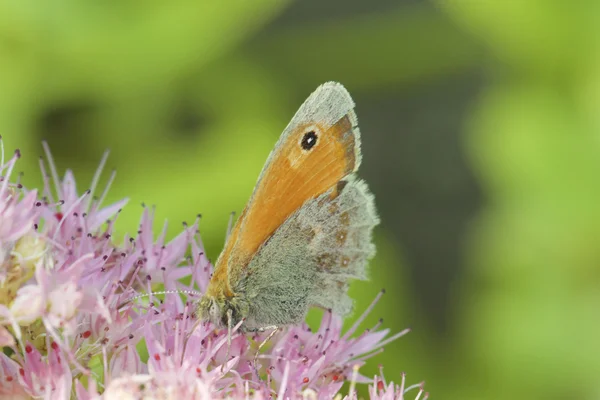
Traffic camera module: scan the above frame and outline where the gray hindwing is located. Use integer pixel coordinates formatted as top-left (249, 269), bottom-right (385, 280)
top-left (240, 177), bottom-right (379, 330)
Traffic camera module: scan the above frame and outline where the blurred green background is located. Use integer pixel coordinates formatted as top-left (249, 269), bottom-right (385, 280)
top-left (2, 1), bottom-right (599, 398)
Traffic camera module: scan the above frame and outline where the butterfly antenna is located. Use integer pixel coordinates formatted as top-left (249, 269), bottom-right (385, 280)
top-left (225, 211), bottom-right (236, 242)
top-left (253, 325), bottom-right (279, 368)
top-left (118, 289), bottom-right (203, 309)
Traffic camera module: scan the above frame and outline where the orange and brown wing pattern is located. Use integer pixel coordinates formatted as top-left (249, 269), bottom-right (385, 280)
top-left (205, 82), bottom-right (361, 299)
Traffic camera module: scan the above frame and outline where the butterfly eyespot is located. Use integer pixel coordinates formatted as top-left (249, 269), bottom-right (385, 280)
top-left (300, 131), bottom-right (318, 150)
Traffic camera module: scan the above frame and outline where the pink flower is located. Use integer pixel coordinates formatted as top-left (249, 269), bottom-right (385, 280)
top-left (0, 139), bottom-right (427, 399)
top-left (103, 373), bottom-right (213, 400)
top-left (0, 148), bottom-right (38, 246)
top-left (0, 353), bottom-right (29, 399)
top-left (47, 282), bottom-right (83, 333)
top-left (364, 370), bottom-right (428, 400)
top-left (18, 341), bottom-right (73, 398)
top-left (0, 148), bottom-right (41, 312)
top-left (109, 344), bottom-right (144, 378)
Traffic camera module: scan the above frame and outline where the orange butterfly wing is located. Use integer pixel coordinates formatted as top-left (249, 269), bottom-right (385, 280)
top-left (206, 83), bottom-right (360, 299)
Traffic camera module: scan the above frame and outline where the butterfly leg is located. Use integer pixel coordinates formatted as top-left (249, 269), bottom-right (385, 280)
top-left (253, 325), bottom-right (279, 367)
top-left (221, 309), bottom-right (234, 373)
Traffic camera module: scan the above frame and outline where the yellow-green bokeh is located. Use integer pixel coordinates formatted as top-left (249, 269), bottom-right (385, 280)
top-left (2, 1), bottom-right (599, 398)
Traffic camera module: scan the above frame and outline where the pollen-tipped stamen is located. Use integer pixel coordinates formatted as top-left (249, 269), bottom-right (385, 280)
top-left (92, 169), bottom-right (116, 215)
top-left (0, 150), bottom-right (20, 198)
top-left (52, 190), bottom-right (91, 241)
top-left (342, 289), bottom-right (385, 341)
top-left (41, 141), bottom-right (62, 202)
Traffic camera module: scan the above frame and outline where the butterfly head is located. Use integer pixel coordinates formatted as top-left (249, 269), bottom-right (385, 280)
top-left (197, 292), bottom-right (248, 329)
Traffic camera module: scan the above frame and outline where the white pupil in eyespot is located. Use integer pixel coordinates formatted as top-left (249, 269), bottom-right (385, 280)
top-left (301, 131), bottom-right (318, 150)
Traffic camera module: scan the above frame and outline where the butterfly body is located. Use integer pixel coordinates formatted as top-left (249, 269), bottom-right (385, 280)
top-left (198, 82), bottom-right (379, 332)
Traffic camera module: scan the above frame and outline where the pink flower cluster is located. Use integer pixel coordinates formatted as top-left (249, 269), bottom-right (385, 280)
top-left (0, 140), bottom-right (427, 400)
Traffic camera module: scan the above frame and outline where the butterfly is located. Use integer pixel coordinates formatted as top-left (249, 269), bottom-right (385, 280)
top-left (197, 82), bottom-right (379, 333)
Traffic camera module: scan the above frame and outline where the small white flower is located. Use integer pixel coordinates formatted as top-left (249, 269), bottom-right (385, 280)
top-left (48, 282), bottom-right (82, 321)
top-left (10, 284), bottom-right (45, 324)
